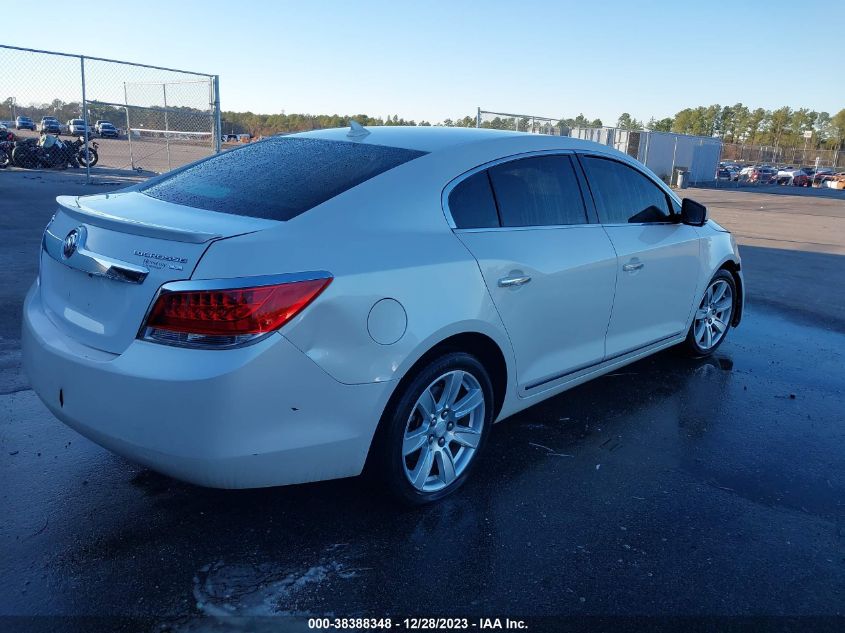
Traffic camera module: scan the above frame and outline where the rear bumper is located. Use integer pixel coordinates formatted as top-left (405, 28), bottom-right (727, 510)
top-left (22, 283), bottom-right (393, 488)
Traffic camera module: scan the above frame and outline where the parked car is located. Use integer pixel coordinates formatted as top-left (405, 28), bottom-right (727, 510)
top-left (22, 126), bottom-right (744, 504)
top-left (748, 166), bottom-right (777, 184)
top-left (15, 116), bottom-right (36, 131)
top-left (95, 120), bottom-right (117, 135)
top-left (97, 122), bottom-right (119, 138)
top-left (717, 165), bottom-right (740, 181)
top-left (776, 168), bottom-right (810, 187)
top-left (66, 119), bottom-right (93, 137)
top-left (811, 168), bottom-right (835, 186)
top-left (38, 117), bottom-right (61, 135)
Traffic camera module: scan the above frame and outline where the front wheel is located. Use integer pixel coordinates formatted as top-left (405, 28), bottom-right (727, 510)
top-left (373, 352), bottom-right (494, 505)
top-left (78, 147), bottom-right (98, 167)
top-left (681, 270), bottom-right (736, 357)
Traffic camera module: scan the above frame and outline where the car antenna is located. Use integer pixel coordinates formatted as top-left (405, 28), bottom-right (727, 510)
top-left (347, 120), bottom-right (370, 139)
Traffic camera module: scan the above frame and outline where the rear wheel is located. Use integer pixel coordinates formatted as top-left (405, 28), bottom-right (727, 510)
top-left (373, 352), bottom-right (493, 505)
top-left (11, 144), bottom-right (37, 169)
top-left (681, 270), bottom-right (736, 357)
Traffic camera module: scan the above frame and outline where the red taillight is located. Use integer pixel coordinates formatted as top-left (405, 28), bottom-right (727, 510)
top-left (142, 277), bottom-right (331, 347)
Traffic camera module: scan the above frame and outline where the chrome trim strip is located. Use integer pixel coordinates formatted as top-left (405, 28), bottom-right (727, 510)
top-left (455, 223), bottom-right (606, 234)
top-left (157, 271), bottom-right (332, 294)
top-left (523, 332), bottom-right (683, 392)
top-left (599, 222), bottom-right (679, 227)
top-left (42, 227), bottom-right (149, 284)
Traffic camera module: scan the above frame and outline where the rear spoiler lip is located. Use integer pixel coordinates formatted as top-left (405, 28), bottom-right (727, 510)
top-left (56, 195), bottom-right (223, 244)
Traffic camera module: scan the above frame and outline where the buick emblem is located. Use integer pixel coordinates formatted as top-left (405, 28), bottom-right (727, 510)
top-left (62, 229), bottom-right (80, 259)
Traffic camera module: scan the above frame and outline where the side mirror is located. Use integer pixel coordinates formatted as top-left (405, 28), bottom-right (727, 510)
top-left (681, 198), bottom-right (708, 226)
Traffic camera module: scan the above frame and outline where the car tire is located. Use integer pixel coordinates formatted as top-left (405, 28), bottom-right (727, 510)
top-left (681, 270), bottom-right (736, 358)
top-left (372, 352), bottom-right (494, 505)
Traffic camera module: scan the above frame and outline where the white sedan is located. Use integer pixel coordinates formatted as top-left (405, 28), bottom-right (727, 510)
top-left (23, 126), bottom-right (743, 504)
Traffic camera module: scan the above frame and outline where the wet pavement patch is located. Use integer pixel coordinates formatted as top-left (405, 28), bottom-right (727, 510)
top-left (2, 305), bottom-right (844, 623)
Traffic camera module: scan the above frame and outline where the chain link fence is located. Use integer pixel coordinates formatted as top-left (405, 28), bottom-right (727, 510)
top-left (476, 109), bottom-right (566, 135)
top-left (477, 108), bottom-right (844, 187)
top-left (477, 109), bottom-right (722, 185)
top-left (0, 45), bottom-right (221, 181)
top-left (720, 142), bottom-right (842, 171)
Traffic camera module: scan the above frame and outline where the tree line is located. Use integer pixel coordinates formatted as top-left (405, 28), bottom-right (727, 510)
top-left (5, 96), bottom-right (844, 151)
top-left (618, 105), bottom-right (845, 150)
top-left (220, 104), bottom-right (845, 151)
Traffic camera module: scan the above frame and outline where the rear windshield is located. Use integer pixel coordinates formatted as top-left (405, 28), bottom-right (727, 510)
top-left (140, 136), bottom-right (427, 221)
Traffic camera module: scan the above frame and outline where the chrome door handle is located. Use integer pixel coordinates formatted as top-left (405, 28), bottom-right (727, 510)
top-left (498, 275), bottom-right (532, 288)
top-left (622, 262), bottom-right (644, 272)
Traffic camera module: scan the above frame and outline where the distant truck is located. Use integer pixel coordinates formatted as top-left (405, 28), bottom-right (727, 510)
top-left (38, 117), bottom-right (61, 134)
top-left (66, 119), bottom-right (94, 137)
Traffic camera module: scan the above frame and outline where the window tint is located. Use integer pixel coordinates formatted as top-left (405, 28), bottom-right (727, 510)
top-left (448, 171), bottom-right (499, 229)
top-left (488, 155), bottom-right (587, 227)
top-left (140, 137), bottom-right (427, 221)
top-left (581, 156), bottom-right (671, 224)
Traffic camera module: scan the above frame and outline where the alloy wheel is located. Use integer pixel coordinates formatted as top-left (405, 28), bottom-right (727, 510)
top-left (693, 279), bottom-right (733, 351)
top-left (401, 370), bottom-right (485, 493)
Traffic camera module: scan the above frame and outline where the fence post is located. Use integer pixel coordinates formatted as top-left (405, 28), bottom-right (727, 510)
top-left (124, 107), bottom-right (134, 170)
top-left (80, 55), bottom-right (90, 184)
top-left (670, 137), bottom-right (677, 187)
top-left (162, 84), bottom-right (172, 172)
top-left (213, 75), bottom-right (222, 153)
top-left (476, 107), bottom-right (481, 128)
top-left (123, 82), bottom-right (134, 170)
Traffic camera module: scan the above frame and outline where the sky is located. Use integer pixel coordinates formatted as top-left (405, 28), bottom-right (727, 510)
top-left (4, 0), bottom-right (843, 124)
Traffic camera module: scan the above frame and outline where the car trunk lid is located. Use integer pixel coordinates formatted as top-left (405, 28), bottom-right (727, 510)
top-left (39, 191), bottom-right (279, 354)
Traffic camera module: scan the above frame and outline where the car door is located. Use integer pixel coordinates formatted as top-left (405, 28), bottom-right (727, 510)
top-left (578, 154), bottom-right (702, 358)
top-left (446, 153), bottom-right (618, 394)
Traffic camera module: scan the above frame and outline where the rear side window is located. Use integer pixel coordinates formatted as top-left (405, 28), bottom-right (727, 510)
top-left (488, 155), bottom-right (587, 227)
top-left (448, 171), bottom-right (500, 229)
top-left (140, 137), bottom-right (427, 221)
top-left (581, 156), bottom-right (671, 224)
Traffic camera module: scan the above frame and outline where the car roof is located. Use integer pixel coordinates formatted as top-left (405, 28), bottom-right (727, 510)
top-left (294, 125), bottom-right (606, 154)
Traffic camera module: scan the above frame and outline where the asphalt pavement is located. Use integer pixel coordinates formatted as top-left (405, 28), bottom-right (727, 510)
top-left (1, 172), bottom-right (843, 631)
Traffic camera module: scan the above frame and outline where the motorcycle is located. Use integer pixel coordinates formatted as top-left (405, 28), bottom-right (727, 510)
top-left (0, 128), bottom-right (16, 168)
top-left (7, 135), bottom-right (98, 169)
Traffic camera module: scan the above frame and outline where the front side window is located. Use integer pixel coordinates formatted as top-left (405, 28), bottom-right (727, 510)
top-left (141, 137), bottom-right (427, 221)
top-left (581, 156), bottom-right (671, 224)
top-left (487, 155), bottom-right (587, 227)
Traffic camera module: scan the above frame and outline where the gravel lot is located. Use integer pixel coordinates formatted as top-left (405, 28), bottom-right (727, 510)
top-left (1, 173), bottom-right (843, 630)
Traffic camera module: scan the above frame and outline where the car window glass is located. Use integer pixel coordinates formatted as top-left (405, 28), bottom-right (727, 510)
top-left (582, 156), bottom-right (671, 224)
top-left (141, 137), bottom-right (427, 221)
top-left (448, 171), bottom-right (500, 229)
top-left (487, 155), bottom-right (587, 227)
